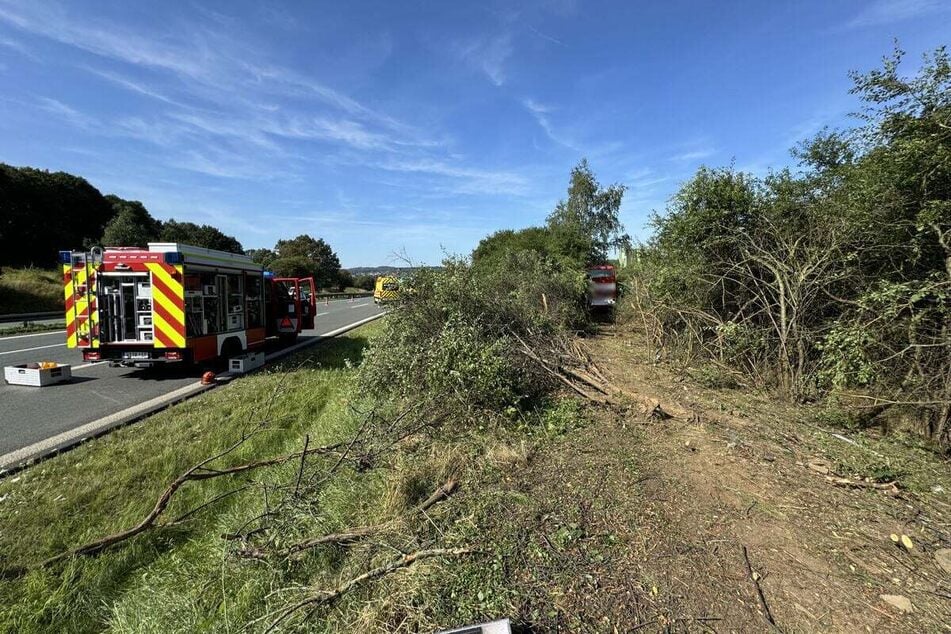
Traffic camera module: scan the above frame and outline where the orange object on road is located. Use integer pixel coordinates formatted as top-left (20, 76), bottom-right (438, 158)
top-left (201, 371), bottom-right (216, 385)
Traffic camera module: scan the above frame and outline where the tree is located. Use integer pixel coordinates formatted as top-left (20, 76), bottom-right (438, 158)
top-left (100, 196), bottom-right (161, 247)
top-left (353, 274), bottom-right (376, 291)
top-left (628, 45), bottom-right (951, 448)
top-left (274, 234), bottom-right (341, 288)
top-left (269, 256), bottom-right (317, 279)
top-left (246, 248), bottom-right (277, 268)
top-left (161, 219), bottom-right (243, 253)
top-left (0, 164), bottom-right (115, 266)
top-left (336, 268), bottom-right (354, 291)
top-left (546, 159), bottom-right (628, 263)
top-left (473, 227), bottom-right (560, 264)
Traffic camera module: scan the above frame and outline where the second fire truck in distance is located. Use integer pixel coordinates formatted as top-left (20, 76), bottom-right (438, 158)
top-left (586, 264), bottom-right (617, 308)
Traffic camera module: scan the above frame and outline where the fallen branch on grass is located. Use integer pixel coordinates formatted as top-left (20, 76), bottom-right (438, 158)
top-left (824, 476), bottom-right (900, 494)
top-left (273, 479), bottom-right (459, 559)
top-left (510, 331), bottom-right (612, 404)
top-left (805, 458), bottom-right (900, 494)
top-left (263, 547), bottom-right (475, 632)
top-left (10, 439), bottom-right (345, 575)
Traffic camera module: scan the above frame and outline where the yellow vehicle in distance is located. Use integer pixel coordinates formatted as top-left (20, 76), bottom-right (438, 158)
top-left (373, 276), bottom-right (401, 304)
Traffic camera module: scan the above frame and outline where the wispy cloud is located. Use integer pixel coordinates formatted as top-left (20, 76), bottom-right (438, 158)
top-left (376, 157), bottom-right (528, 196)
top-left (0, 34), bottom-right (27, 54)
top-left (36, 96), bottom-right (95, 130)
top-left (846, 0), bottom-right (948, 28)
top-left (522, 98), bottom-right (584, 152)
top-left (457, 32), bottom-right (513, 86)
top-left (527, 25), bottom-right (563, 46)
top-left (668, 147), bottom-right (716, 163)
top-left (80, 66), bottom-right (189, 108)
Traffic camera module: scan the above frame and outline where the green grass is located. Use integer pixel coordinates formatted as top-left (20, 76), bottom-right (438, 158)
top-left (0, 267), bottom-right (63, 315)
top-left (0, 321), bottom-right (65, 336)
top-left (0, 317), bottom-right (599, 633)
top-left (0, 323), bottom-right (385, 632)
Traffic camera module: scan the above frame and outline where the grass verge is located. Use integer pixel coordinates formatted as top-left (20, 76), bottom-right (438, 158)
top-left (0, 268), bottom-right (63, 315)
top-left (0, 318), bottom-right (607, 632)
top-left (0, 323), bottom-right (380, 632)
top-left (0, 321), bottom-right (65, 336)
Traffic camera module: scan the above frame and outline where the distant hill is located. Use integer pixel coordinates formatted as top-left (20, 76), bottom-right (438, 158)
top-left (345, 266), bottom-right (440, 276)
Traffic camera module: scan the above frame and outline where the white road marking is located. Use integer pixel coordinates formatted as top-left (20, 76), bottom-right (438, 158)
top-left (1, 311), bottom-right (386, 471)
top-left (0, 330), bottom-right (66, 341)
top-left (0, 342), bottom-right (65, 356)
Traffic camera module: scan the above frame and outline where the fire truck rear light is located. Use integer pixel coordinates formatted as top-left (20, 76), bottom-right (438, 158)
top-left (83, 351), bottom-right (101, 361)
top-left (165, 351), bottom-right (182, 360)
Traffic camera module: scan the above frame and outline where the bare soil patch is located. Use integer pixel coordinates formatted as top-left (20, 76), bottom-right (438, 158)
top-left (550, 326), bottom-right (951, 632)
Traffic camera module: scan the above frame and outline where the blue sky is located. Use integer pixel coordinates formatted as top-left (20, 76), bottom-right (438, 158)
top-left (0, 1), bottom-right (948, 266)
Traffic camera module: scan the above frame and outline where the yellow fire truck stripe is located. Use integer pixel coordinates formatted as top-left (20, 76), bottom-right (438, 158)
top-left (152, 309), bottom-right (186, 348)
top-left (73, 265), bottom-right (91, 345)
top-left (146, 263), bottom-right (184, 298)
top-left (146, 263), bottom-right (185, 349)
top-left (63, 264), bottom-right (76, 348)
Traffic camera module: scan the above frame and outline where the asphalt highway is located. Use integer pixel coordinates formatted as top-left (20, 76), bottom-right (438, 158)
top-left (0, 298), bottom-right (383, 458)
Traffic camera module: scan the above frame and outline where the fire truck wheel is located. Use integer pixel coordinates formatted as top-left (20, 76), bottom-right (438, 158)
top-left (279, 333), bottom-right (298, 346)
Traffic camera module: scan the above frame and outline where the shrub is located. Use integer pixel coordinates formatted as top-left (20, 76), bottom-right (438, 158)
top-left (358, 252), bottom-right (586, 424)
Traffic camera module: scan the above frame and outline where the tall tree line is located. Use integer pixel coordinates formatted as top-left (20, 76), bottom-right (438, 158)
top-left (0, 164), bottom-right (244, 266)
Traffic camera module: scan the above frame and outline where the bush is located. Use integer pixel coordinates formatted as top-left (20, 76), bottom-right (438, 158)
top-left (358, 251), bottom-right (586, 424)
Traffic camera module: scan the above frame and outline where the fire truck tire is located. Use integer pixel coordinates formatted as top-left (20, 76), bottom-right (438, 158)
top-left (279, 333), bottom-right (298, 346)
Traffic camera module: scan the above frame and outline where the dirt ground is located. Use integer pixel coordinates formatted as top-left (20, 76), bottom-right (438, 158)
top-left (494, 327), bottom-right (951, 632)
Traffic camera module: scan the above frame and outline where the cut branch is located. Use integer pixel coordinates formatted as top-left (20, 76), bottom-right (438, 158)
top-left (278, 479), bottom-right (459, 558)
top-left (264, 547), bottom-right (475, 632)
top-left (24, 440), bottom-right (344, 572)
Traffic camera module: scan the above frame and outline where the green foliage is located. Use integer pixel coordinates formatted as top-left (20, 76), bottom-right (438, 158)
top-left (245, 247), bottom-right (277, 268)
top-left (546, 159), bottom-right (629, 263)
top-left (160, 219), bottom-right (243, 253)
top-left (0, 164), bottom-right (115, 266)
top-left (815, 325), bottom-right (877, 390)
top-left (268, 255), bottom-right (315, 279)
top-left (359, 252), bottom-right (586, 423)
top-left (538, 398), bottom-right (587, 436)
top-left (630, 45), bottom-right (951, 446)
top-left (100, 196), bottom-right (162, 247)
top-left (0, 267), bottom-right (63, 313)
top-left (336, 268), bottom-right (354, 291)
top-left (274, 234), bottom-right (341, 288)
top-left (352, 274), bottom-right (376, 290)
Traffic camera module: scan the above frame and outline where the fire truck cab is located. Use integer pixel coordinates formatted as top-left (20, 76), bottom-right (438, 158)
top-left (61, 243), bottom-right (317, 366)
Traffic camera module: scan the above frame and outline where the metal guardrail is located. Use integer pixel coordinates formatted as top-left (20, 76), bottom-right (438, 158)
top-left (315, 292), bottom-right (373, 300)
top-left (0, 294), bottom-right (373, 324)
top-left (0, 311), bottom-right (62, 324)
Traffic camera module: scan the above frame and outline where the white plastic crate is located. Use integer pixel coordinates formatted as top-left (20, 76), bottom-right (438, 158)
top-left (4, 363), bottom-right (72, 387)
top-left (228, 351), bottom-right (265, 374)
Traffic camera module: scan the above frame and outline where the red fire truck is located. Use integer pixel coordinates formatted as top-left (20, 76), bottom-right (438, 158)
top-left (60, 243), bottom-right (317, 366)
top-left (586, 264), bottom-right (617, 308)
